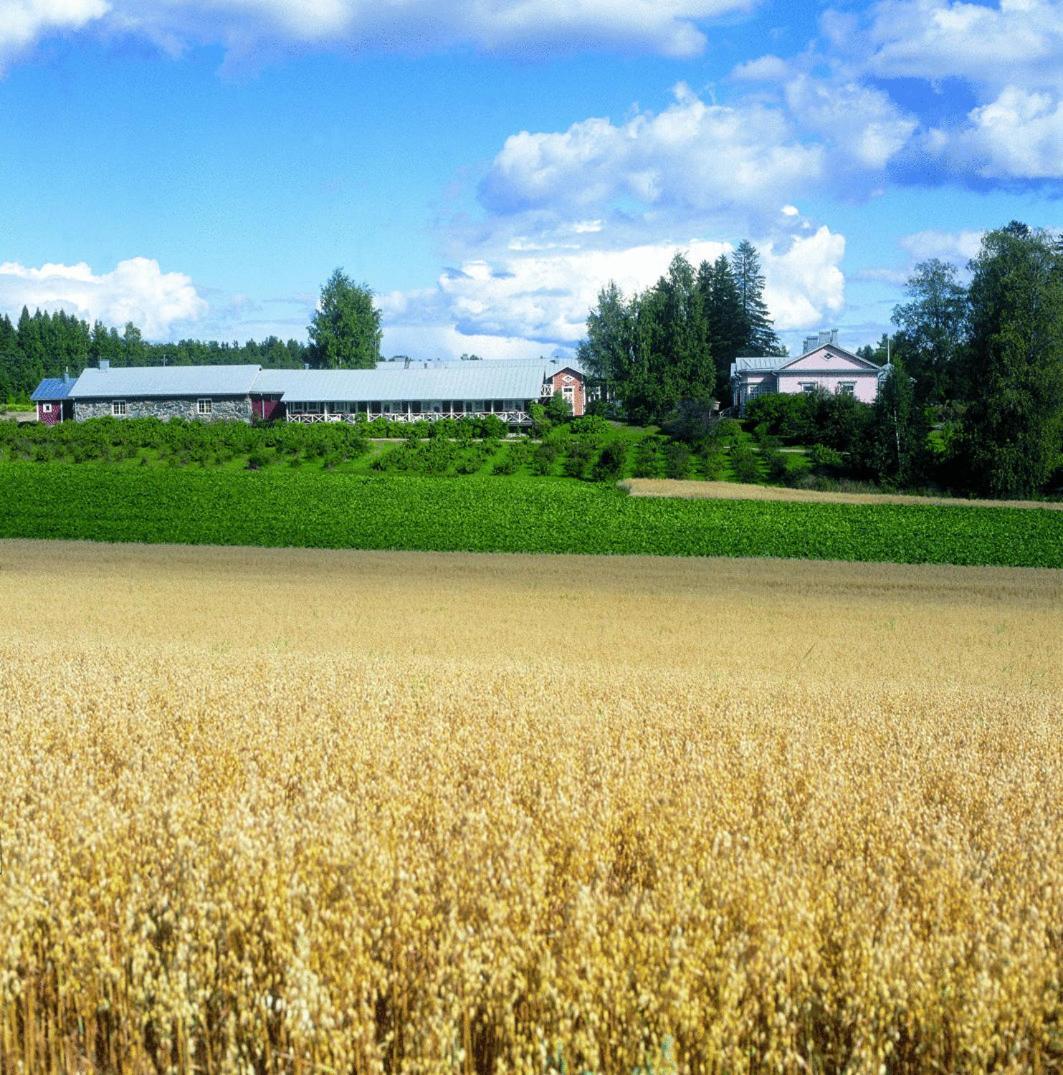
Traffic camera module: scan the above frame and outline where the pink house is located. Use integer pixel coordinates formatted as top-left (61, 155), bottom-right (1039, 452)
top-left (730, 331), bottom-right (887, 414)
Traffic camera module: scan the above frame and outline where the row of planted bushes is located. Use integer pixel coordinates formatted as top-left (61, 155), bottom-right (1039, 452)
top-left (2, 463), bottom-right (1059, 567)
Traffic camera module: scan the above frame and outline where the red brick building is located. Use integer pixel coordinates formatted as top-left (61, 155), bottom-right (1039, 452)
top-left (544, 366), bottom-right (586, 417)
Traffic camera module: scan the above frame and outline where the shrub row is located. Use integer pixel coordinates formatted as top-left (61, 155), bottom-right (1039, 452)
top-left (1, 463), bottom-right (1058, 568)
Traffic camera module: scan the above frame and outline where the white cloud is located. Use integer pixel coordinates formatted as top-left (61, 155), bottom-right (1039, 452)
top-left (844, 0), bottom-right (1063, 91)
top-left (0, 0), bottom-right (757, 64)
top-left (760, 226), bottom-right (846, 329)
top-left (899, 228), bottom-right (984, 263)
top-left (730, 53), bottom-right (791, 81)
top-left (480, 83), bottom-right (823, 217)
top-left (379, 228), bottom-right (846, 355)
top-left (783, 74), bottom-right (917, 170)
top-left (0, 0), bottom-right (108, 64)
top-left (944, 86), bottom-right (1063, 178)
top-left (0, 256), bottom-right (208, 338)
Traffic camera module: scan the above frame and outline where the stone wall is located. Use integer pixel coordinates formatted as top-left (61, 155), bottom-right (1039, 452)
top-left (74, 397), bottom-right (253, 423)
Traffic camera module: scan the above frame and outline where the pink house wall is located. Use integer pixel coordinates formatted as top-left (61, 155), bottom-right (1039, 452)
top-left (775, 372), bottom-right (879, 403)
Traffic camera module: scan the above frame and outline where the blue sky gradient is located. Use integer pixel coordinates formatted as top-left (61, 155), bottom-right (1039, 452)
top-left (0, 0), bottom-right (1059, 357)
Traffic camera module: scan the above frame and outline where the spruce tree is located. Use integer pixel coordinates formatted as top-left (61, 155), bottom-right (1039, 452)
top-left (698, 255), bottom-right (744, 398)
top-left (730, 240), bottom-right (784, 355)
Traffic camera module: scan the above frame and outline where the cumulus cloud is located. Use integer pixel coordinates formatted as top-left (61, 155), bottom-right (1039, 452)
top-left (730, 53), bottom-right (791, 81)
top-left (783, 74), bottom-right (917, 170)
top-left (0, 0), bottom-right (756, 64)
top-left (0, 0), bottom-right (108, 64)
top-left (836, 0), bottom-right (1063, 91)
top-left (899, 228), bottom-right (984, 262)
top-left (936, 86), bottom-right (1063, 179)
top-left (0, 256), bottom-right (208, 338)
top-left (480, 84), bottom-right (823, 218)
top-left (760, 227), bottom-right (846, 329)
top-left (380, 228), bottom-right (846, 354)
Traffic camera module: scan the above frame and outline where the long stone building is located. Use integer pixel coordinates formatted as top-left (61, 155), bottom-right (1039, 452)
top-left (32, 358), bottom-right (588, 425)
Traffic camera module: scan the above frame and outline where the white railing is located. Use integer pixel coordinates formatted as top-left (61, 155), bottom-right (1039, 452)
top-left (286, 410), bottom-right (532, 425)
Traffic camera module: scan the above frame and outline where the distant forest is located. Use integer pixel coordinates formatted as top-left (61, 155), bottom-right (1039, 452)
top-left (0, 309), bottom-right (310, 401)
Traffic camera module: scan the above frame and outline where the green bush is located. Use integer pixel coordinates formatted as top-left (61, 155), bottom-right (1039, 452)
top-left (531, 441), bottom-right (561, 476)
top-left (663, 442), bottom-right (691, 480)
top-left (632, 436), bottom-right (663, 478)
top-left (591, 441), bottom-right (627, 483)
top-left (730, 443), bottom-right (761, 484)
top-left (2, 462), bottom-right (1057, 568)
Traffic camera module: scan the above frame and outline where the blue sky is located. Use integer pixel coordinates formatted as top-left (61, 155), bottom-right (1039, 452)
top-left (0, 0), bottom-right (1059, 358)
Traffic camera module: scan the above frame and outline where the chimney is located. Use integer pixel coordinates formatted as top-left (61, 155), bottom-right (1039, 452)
top-left (98, 359), bottom-right (110, 371)
top-left (303, 362), bottom-right (310, 370)
top-left (404, 357), bottom-right (411, 369)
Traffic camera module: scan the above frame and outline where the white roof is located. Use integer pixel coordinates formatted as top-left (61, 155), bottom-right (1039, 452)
top-left (277, 364), bottom-right (547, 404)
top-left (71, 364), bottom-right (262, 398)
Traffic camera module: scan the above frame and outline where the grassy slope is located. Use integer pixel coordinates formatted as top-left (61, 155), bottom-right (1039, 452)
top-left (2, 462), bottom-right (1060, 567)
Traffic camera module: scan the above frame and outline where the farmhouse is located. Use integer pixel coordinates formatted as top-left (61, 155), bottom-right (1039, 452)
top-left (730, 330), bottom-right (889, 415)
top-left (46, 357), bottom-right (587, 425)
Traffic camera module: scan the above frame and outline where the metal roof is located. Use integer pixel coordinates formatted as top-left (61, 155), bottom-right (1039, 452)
top-left (278, 364), bottom-right (548, 404)
top-left (376, 357), bottom-right (587, 376)
top-left (250, 369), bottom-right (311, 394)
top-left (70, 364), bottom-right (262, 399)
top-left (731, 356), bottom-right (790, 374)
top-left (31, 378), bottom-right (74, 401)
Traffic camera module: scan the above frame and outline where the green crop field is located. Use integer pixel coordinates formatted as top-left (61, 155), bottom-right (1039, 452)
top-left (1, 462), bottom-right (1060, 567)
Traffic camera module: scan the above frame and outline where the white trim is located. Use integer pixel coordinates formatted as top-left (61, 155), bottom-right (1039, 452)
top-left (112, 400), bottom-right (127, 416)
top-left (196, 398), bottom-right (213, 415)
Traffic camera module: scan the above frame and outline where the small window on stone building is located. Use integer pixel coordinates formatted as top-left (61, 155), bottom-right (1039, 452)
top-left (197, 398), bottom-right (213, 415)
top-left (112, 400), bottom-right (127, 416)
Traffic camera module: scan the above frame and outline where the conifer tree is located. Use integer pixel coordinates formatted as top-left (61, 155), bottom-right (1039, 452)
top-left (698, 255), bottom-right (745, 397)
top-left (730, 240), bottom-right (784, 355)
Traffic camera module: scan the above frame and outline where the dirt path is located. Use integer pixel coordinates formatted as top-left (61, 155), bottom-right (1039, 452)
top-left (621, 478), bottom-right (1063, 511)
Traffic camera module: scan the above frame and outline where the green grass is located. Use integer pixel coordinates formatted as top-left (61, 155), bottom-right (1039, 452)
top-left (1, 462), bottom-right (1060, 567)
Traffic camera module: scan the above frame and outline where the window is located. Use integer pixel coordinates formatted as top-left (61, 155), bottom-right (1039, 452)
top-left (197, 398), bottom-right (213, 415)
top-left (838, 382), bottom-right (856, 397)
top-left (799, 383), bottom-right (818, 395)
top-left (112, 400), bottom-right (127, 416)
top-left (42, 403), bottom-right (53, 414)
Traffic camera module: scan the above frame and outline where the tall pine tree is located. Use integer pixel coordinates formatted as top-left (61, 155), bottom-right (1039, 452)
top-left (730, 240), bottom-right (784, 355)
top-left (698, 255), bottom-right (744, 398)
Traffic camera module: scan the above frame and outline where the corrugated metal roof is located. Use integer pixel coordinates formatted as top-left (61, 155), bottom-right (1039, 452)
top-left (250, 369), bottom-right (311, 394)
top-left (731, 356), bottom-right (790, 373)
top-left (70, 364), bottom-right (262, 399)
top-left (278, 364), bottom-right (548, 404)
top-left (376, 357), bottom-right (587, 376)
top-left (31, 378), bottom-right (74, 401)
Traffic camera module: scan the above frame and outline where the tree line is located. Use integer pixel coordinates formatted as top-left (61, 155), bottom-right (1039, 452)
top-left (0, 309), bottom-right (312, 401)
top-left (578, 240), bottom-right (784, 423)
top-left (0, 266), bottom-right (385, 401)
top-left (858, 222), bottom-right (1062, 498)
top-left (577, 224), bottom-right (1062, 499)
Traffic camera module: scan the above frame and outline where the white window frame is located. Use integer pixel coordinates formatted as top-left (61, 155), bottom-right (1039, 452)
top-left (197, 398), bottom-right (213, 415)
top-left (837, 382), bottom-right (856, 397)
top-left (799, 382), bottom-right (818, 395)
top-left (42, 403), bottom-right (53, 414)
top-left (112, 400), bottom-right (127, 416)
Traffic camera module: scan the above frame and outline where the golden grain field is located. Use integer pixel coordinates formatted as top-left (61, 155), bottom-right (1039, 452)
top-left (1, 540), bottom-right (1061, 1075)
